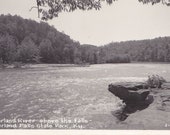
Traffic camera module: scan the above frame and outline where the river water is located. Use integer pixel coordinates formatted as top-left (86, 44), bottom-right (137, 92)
top-left (0, 63), bottom-right (170, 129)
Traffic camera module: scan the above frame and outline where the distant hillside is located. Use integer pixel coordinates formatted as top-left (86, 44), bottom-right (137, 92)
top-left (0, 14), bottom-right (170, 64)
top-left (100, 37), bottom-right (170, 63)
top-left (0, 14), bottom-right (82, 64)
top-left (78, 37), bottom-right (170, 64)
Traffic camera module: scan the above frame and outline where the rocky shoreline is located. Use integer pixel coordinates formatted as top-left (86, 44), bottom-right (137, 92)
top-left (108, 81), bottom-right (170, 129)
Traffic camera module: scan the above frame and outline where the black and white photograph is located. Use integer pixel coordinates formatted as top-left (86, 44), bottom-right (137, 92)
top-left (0, 0), bottom-right (170, 132)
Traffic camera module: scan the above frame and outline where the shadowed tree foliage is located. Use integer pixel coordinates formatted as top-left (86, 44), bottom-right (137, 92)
top-left (35, 0), bottom-right (115, 20)
top-left (0, 14), bottom-right (83, 64)
top-left (17, 37), bottom-right (39, 63)
top-left (39, 39), bottom-right (54, 63)
top-left (35, 0), bottom-right (170, 20)
top-left (138, 0), bottom-right (170, 5)
top-left (0, 34), bottom-right (17, 63)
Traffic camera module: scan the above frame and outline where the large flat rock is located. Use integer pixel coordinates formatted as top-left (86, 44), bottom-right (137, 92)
top-left (109, 82), bottom-right (149, 91)
top-left (108, 82), bottom-right (150, 104)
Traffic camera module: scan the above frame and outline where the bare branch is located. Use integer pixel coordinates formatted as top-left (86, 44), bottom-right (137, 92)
top-left (29, 6), bottom-right (38, 12)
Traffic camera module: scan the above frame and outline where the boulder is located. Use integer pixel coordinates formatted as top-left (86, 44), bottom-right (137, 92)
top-left (108, 82), bottom-right (153, 121)
top-left (108, 82), bottom-right (150, 104)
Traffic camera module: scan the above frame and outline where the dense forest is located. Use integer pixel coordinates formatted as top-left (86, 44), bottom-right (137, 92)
top-left (0, 15), bottom-right (170, 65)
top-left (0, 14), bottom-right (82, 64)
top-left (101, 37), bottom-right (170, 63)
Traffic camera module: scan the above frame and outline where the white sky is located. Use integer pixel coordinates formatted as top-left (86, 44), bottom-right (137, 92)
top-left (0, 0), bottom-right (170, 46)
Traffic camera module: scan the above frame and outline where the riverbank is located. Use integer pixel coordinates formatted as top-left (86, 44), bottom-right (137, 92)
top-left (115, 82), bottom-right (170, 129)
top-left (0, 63), bottom-right (90, 69)
top-left (1, 62), bottom-right (170, 70)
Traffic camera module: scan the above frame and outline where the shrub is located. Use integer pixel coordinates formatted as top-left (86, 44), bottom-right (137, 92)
top-left (147, 75), bottom-right (166, 88)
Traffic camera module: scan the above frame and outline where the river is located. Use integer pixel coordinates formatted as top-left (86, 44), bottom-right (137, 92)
top-left (0, 63), bottom-right (170, 129)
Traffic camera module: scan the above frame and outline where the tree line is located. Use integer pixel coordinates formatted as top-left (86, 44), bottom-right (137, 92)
top-left (102, 37), bottom-right (170, 63)
top-left (0, 15), bottom-right (170, 65)
top-left (0, 14), bottom-right (82, 64)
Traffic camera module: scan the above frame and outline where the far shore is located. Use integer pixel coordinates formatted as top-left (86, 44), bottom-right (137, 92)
top-left (1, 62), bottom-right (170, 70)
top-left (0, 63), bottom-right (91, 69)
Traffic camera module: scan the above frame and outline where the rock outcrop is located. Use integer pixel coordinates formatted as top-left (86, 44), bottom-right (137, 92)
top-left (108, 81), bottom-right (170, 129)
top-left (124, 85), bottom-right (170, 129)
top-left (108, 82), bottom-right (153, 121)
top-left (108, 82), bottom-right (150, 104)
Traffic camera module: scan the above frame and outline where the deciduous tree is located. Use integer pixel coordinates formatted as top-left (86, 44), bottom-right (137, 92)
top-left (34, 0), bottom-right (170, 20)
